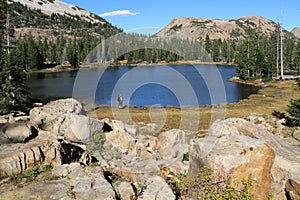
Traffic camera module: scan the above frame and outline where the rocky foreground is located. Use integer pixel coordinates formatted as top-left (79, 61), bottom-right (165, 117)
top-left (0, 99), bottom-right (300, 200)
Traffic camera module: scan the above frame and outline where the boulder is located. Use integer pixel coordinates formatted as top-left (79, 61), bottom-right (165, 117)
top-left (293, 129), bottom-right (300, 141)
top-left (29, 98), bottom-right (108, 141)
top-left (115, 181), bottom-right (135, 200)
top-left (190, 135), bottom-right (274, 200)
top-left (156, 129), bottom-right (189, 159)
top-left (190, 118), bottom-right (300, 200)
top-left (0, 122), bottom-right (38, 144)
top-left (138, 123), bottom-right (159, 136)
top-left (59, 113), bottom-right (106, 141)
top-left (0, 130), bottom-right (86, 178)
top-left (68, 163), bottom-right (116, 200)
top-left (0, 131), bottom-right (61, 177)
top-left (29, 98), bottom-right (84, 131)
top-left (285, 179), bottom-right (300, 200)
top-left (104, 120), bottom-right (136, 154)
top-left (139, 176), bottom-right (176, 200)
top-left (156, 129), bottom-right (189, 174)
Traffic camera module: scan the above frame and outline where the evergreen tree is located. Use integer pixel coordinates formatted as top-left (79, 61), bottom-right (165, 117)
top-left (235, 28), bottom-right (257, 79)
top-left (204, 35), bottom-right (211, 54)
top-left (67, 40), bottom-right (79, 68)
top-left (0, 0), bottom-right (6, 53)
top-left (0, 0), bottom-right (30, 113)
top-left (294, 41), bottom-right (300, 73)
top-left (286, 98), bottom-right (300, 126)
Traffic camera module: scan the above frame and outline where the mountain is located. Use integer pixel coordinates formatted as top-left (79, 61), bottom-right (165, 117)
top-left (155, 16), bottom-right (280, 41)
top-left (12, 0), bottom-right (103, 23)
top-left (9, 0), bottom-right (121, 39)
top-left (5, 0), bottom-right (123, 69)
top-left (291, 27), bottom-right (300, 39)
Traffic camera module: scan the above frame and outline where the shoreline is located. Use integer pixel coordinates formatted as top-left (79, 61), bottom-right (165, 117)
top-left (86, 79), bottom-right (300, 132)
top-left (25, 61), bottom-right (235, 74)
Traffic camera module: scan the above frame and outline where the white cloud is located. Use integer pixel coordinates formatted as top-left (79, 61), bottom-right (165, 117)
top-left (99, 10), bottom-right (140, 17)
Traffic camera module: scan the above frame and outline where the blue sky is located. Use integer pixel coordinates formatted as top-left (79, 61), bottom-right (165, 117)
top-left (63, 0), bottom-right (300, 34)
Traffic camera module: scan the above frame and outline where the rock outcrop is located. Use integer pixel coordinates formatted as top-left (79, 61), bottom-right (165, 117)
top-left (0, 163), bottom-right (117, 200)
top-left (29, 98), bottom-right (106, 141)
top-left (0, 99), bottom-right (183, 199)
top-left (0, 130), bottom-right (86, 177)
top-left (0, 121), bottom-right (38, 144)
top-left (2, 99), bottom-right (300, 199)
top-left (155, 16), bottom-right (279, 41)
top-left (190, 118), bottom-right (300, 200)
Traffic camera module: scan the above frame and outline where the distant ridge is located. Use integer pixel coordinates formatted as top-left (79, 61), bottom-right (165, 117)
top-left (155, 16), bottom-right (284, 41)
top-left (11, 0), bottom-right (105, 24)
top-left (292, 27), bottom-right (300, 39)
top-left (9, 0), bottom-right (121, 39)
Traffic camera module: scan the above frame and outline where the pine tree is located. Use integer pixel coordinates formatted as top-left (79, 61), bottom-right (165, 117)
top-left (205, 35), bottom-right (211, 54)
top-left (286, 98), bottom-right (300, 126)
top-left (0, 0), bottom-right (30, 113)
top-left (67, 40), bottom-right (79, 68)
top-left (294, 41), bottom-right (300, 73)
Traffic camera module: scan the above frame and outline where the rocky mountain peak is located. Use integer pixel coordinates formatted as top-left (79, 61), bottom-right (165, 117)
top-left (155, 15), bottom-right (279, 41)
top-left (10, 0), bottom-right (105, 24)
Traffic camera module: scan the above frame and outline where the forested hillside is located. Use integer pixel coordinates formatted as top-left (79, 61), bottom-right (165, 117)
top-left (156, 16), bottom-right (300, 80)
top-left (4, 0), bottom-right (300, 81)
top-left (8, 0), bottom-right (122, 70)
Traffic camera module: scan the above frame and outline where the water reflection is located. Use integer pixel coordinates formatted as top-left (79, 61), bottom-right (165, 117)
top-left (26, 65), bottom-right (258, 107)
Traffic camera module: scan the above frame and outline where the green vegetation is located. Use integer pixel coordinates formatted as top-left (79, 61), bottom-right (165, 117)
top-left (0, 0), bottom-right (30, 113)
top-left (201, 24), bottom-right (299, 80)
top-left (182, 152), bottom-right (189, 162)
top-left (272, 81), bottom-right (300, 126)
top-left (169, 24), bottom-right (182, 32)
top-left (191, 20), bottom-right (212, 28)
top-left (91, 33), bottom-right (211, 65)
top-left (164, 166), bottom-right (254, 199)
top-left (1, 164), bottom-right (52, 185)
top-left (286, 98), bottom-right (300, 126)
top-left (7, 1), bottom-right (121, 69)
top-left (92, 130), bottom-right (106, 144)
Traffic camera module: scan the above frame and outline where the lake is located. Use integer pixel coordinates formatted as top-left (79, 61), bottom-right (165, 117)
top-left (25, 65), bottom-right (258, 107)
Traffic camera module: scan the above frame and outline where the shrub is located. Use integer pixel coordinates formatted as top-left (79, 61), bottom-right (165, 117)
top-left (164, 166), bottom-right (255, 199)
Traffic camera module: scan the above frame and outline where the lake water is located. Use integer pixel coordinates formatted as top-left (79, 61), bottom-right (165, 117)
top-left (25, 65), bottom-right (258, 107)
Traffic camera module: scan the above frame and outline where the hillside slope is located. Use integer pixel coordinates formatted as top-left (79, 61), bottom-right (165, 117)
top-left (155, 16), bottom-right (279, 41)
top-left (9, 0), bottom-right (121, 38)
top-left (12, 0), bottom-right (103, 24)
top-left (292, 27), bottom-right (300, 39)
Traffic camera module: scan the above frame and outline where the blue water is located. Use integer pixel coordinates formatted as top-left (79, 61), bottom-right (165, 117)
top-left (26, 65), bottom-right (258, 107)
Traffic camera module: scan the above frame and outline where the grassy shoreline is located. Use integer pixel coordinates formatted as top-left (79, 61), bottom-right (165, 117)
top-left (86, 80), bottom-right (300, 135)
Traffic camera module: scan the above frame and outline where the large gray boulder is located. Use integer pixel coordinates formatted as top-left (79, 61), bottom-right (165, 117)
top-left (0, 122), bottom-right (38, 144)
top-left (30, 98), bottom-right (107, 141)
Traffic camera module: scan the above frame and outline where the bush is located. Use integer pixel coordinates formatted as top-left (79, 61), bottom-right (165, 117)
top-left (164, 166), bottom-right (255, 199)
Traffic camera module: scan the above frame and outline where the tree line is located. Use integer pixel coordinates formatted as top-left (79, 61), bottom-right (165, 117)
top-left (0, 0), bottom-right (30, 113)
top-left (202, 27), bottom-right (300, 80)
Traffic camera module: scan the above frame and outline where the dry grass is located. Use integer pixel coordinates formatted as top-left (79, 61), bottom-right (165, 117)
top-left (86, 80), bottom-right (300, 135)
